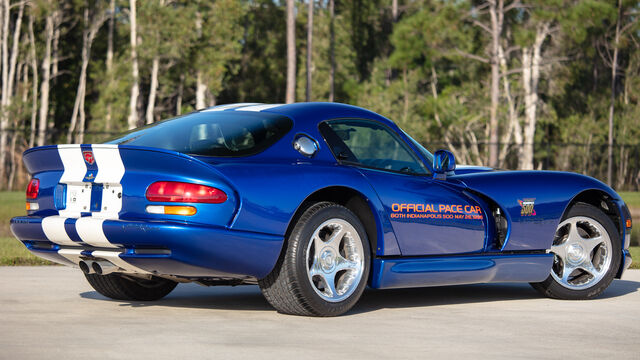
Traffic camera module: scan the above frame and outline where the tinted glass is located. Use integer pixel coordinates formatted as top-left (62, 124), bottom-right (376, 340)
top-left (324, 119), bottom-right (428, 174)
top-left (107, 111), bottom-right (293, 157)
top-left (401, 129), bottom-right (434, 165)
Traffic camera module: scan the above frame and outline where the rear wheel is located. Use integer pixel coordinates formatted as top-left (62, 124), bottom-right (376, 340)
top-left (531, 203), bottom-right (621, 299)
top-left (259, 202), bottom-right (370, 316)
top-left (84, 273), bottom-right (178, 301)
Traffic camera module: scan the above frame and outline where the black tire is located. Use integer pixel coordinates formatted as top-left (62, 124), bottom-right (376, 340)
top-left (530, 203), bottom-right (621, 300)
top-left (84, 273), bottom-right (178, 301)
top-left (259, 202), bottom-right (371, 316)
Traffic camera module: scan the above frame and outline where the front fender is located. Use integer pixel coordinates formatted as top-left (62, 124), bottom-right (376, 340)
top-left (455, 170), bottom-right (621, 251)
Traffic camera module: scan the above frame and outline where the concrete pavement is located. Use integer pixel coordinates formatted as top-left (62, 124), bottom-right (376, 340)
top-left (0, 266), bottom-right (638, 359)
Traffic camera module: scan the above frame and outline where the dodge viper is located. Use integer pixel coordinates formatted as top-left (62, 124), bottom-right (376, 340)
top-left (10, 102), bottom-right (633, 316)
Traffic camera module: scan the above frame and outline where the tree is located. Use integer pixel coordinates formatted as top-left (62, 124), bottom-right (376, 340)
top-left (607, 0), bottom-right (623, 186)
top-left (127, 0), bottom-right (139, 129)
top-left (191, 0), bottom-right (244, 110)
top-left (140, 0), bottom-right (169, 124)
top-left (67, 1), bottom-right (108, 143)
top-left (0, 0), bottom-right (24, 180)
top-left (104, 0), bottom-right (115, 132)
top-left (518, 23), bottom-right (551, 170)
top-left (286, 0), bottom-right (296, 103)
top-left (599, 0), bottom-right (637, 186)
top-left (328, 0), bottom-right (335, 101)
top-left (37, 1), bottom-right (56, 146)
top-left (508, 0), bottom-right (604, 170)
top-left (27, 9), bottom-right (37, 148)
top-left (194, 8), bottom-right (205, 109)
top-left (369, 0), bottom-right (487, 165)
top-left (306, 0), bottom-right (313, 101)
top-left (486, 0), bottom-right (503, 168)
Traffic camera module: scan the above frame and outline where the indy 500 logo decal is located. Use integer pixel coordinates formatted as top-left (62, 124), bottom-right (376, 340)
top-left (518, 198), bottom-right (536, 217)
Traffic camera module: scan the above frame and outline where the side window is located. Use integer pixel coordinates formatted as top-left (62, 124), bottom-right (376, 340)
top-left (320, 119), bottom-right (428, 175)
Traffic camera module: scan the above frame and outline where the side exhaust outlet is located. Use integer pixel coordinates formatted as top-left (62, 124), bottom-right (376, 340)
top-left (79, 260), bottom-right (94, 275)
top-left (91, 260), bottom-right (117, 275)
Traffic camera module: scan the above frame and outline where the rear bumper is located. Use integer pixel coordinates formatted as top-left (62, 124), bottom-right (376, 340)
top-left (10, 216), bottom-right (284, 279)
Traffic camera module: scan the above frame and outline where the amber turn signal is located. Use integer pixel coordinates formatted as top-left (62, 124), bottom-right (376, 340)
top-left (626, 219), bottom-right (632, 228)
top-left (164, 206), bottom-right (197, 216)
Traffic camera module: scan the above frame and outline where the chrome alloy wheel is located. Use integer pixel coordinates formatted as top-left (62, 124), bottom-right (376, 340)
top-left (306, 219), bottom-right (365, 303)
top-left (549, 216), bottom-right (613, 290)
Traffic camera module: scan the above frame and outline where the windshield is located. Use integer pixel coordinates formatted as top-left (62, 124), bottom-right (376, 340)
top-left (106, 111), bottom-right (293, 157)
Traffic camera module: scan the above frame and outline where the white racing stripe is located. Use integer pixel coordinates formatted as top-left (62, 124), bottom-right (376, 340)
top-left (92, 145), bottom-right (125, 184)
top-left (237, 104), bottom-right (284, 112)
top-left (57, 145), bottom-right (86, 183)
top-left (201, 103), bottom-right (261, 112)
top-left (92, 250), bottom-right (150, 274)
top-left (42, 216), bottom-right (77, 246)
top-left (58, 248), bottom-right (148, 275)
top-left (75, 217), bottom-right (119, 248)
top-left (92, 145), bottom-right (125, 218)
top-left (58, 248), bottom-right (84, 265)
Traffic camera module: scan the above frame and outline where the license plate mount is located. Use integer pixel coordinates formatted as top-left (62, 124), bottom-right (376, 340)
top-left (59, 182), bottom-right (122, 216)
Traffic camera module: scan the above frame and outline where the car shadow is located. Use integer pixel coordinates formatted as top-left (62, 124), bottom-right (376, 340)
top-left (351, 279), bottom-right (640, 315)
top-left (80, 284), bottom-right (272, 311)
top-left (79, 278), bottom-right (640, 315)
top-left (596, 279), bottom-right (640, 299)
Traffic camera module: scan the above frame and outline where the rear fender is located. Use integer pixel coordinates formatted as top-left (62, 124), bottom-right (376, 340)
top-left (214, 162), bottom-right (402, 256)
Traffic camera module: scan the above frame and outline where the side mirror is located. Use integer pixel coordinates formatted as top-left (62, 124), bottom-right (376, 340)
top-left (433, 149), bottom-right (456, 180)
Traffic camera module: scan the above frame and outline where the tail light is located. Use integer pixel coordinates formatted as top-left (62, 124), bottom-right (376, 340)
top-left (146, 181), bottom-right (227, 204)
top-left (26, 178), bottom-right (40, 199)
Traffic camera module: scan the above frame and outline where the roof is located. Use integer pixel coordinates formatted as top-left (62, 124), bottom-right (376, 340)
top-left (200, 102), bottom-right (396, 128)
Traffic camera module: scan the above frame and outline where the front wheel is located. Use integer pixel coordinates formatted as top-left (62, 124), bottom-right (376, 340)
top-left (259, 202), bottom-right (371, 316)
top-left (531, 203), bottom-right (621, 299)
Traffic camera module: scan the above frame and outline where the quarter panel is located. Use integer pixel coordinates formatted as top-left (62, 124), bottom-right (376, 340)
top-left (214, 162), bottom-right (402, 256)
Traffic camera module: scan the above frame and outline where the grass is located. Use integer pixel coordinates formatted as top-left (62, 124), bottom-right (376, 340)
top-left (616, 190), bottom-right (639, 269)
top-left (629, 247), bottom-right (640, 270)
top-left (0, 191), bottom-right (55, 265)
top-left (0, 237), bottom-right (52, 265)
top-left (631, 227), bottom-right (640, 248)
top-left (620, 192), bottom-right (640, 209)
top-left (619, 192), bottom-right (640, 248)
top-left (0, 191), bottom-right (27, 239)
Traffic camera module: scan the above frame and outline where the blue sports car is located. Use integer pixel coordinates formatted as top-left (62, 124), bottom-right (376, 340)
top-left (10, 102), bottom-right (633, 316)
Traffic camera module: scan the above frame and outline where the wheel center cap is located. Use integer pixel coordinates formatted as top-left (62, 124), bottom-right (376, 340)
top-left (320, 248), bottom-right (336, 272)
top-left (567, 243), bottom-right (586, 265)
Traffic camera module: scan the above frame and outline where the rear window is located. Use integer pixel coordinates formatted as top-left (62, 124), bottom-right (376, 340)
top-left (106, 111), bottom-right (293, 157)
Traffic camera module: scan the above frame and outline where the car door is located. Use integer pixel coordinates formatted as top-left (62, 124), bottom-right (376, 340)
top-left (319, 119), bottom-right (486, 256)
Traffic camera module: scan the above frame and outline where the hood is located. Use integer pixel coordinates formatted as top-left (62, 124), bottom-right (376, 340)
top-left (453, 165), bottom-right (495, 175)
